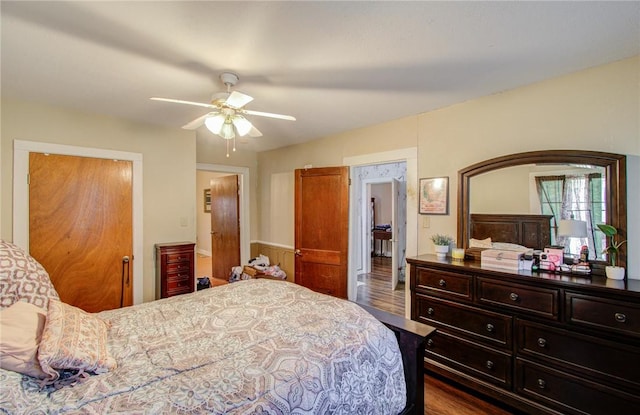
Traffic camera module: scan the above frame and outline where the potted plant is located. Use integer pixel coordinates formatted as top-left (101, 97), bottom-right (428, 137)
top-left (431, 234), bottom-right (454, 259)
top-left (597, 223), bottom-right (627, 280)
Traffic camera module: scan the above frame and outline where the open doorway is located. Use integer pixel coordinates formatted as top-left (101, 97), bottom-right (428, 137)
top-left (350, 161), bottom-right (408, 316)
top-left (196, 163), bottom-right (250, 286)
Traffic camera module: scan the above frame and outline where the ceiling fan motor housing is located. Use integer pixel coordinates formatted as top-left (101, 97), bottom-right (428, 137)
top-left (220, 72), bottom-right (239, 87)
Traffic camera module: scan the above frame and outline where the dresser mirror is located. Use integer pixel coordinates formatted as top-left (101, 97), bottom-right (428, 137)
top-left (457, 150), bottom-right (627, 273)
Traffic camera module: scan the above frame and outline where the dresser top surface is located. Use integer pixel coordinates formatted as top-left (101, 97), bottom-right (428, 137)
top-left (407, 254), bottom-right (640, 296)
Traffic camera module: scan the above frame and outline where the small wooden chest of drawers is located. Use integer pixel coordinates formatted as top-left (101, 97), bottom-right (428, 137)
top-left (156, 242), bottom-right (195, 299)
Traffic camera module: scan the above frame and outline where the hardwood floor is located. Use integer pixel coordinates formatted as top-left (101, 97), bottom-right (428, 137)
top-left (196, 254), bottom-right (228, 287)
top-left (356, 256), bottom-right (405, 316)
top-left (424, 374), bottom-right (519, 415)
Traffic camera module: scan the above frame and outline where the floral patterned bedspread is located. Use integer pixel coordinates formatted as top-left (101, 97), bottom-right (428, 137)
top-left (1, 279), bottom-right (406, 414)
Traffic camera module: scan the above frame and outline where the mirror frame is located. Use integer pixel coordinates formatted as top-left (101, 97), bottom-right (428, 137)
top-left (457, 150), bottom-right (627, 273)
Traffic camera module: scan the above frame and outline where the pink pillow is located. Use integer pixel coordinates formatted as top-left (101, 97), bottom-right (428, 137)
top-left (38, 299), bottom-right (116, 382)
top-left (0, 300), bottom-right (49, 379)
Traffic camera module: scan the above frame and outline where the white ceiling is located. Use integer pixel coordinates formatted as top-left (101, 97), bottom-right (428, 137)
top-left (2, 1), bottom-right (639, 153)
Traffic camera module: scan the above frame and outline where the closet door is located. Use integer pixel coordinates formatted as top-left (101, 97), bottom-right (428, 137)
top-left (294, 166), bottom-right (349, 298)
top-left (29, 153), bottom-right (133, 312)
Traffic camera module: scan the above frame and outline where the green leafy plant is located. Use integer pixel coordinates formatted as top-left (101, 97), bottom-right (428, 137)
top-left (431, 233), bottom-right (454, 246)
top-left (597, 224), bottom-right (627, 267)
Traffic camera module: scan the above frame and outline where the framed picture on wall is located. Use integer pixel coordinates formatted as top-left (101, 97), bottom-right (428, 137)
top-left (419, 177), bottom-right (449, 215)
top-left (204, 189), bottom-right (211, 213)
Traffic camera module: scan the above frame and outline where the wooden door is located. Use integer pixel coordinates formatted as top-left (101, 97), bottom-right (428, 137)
top-left (294, 166), bottom-right (349, 298)
top-left (210, 175), bottom-right (240, 280)
top-left (29, 153), bottom-right (133, 312)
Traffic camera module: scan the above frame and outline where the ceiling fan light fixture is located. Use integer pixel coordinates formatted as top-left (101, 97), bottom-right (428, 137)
top-left (204, 114), bottom-right (225, 134)
top-left (232, 116), bottom-right (253, 136)
top-left (220, 121), bottom-right (235, 140)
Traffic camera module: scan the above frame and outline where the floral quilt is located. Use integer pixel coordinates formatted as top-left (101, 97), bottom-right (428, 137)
top-left (0, 279), bottom-right (406, 414)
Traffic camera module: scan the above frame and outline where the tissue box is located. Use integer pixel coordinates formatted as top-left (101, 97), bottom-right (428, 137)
top-left (481, 249), bottom-right (523, 271)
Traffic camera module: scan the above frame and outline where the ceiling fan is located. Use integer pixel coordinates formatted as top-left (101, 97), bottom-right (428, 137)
top-left (151, 72), bottom-right (295, 156)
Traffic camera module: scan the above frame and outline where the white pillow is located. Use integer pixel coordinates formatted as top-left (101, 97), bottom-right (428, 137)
top-left (492, 242), bottom-right (529, 252)
top-left (0, 300), bottom-right (48, 379)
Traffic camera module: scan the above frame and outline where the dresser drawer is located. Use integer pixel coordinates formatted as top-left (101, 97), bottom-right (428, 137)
top-left (167, 261), bottom-right (191, 273)
top-left (415, 267), bottom-right (472, 301)
top-left (167, 271), bottom-right (190, 283)
top-left (425, 331), bottom-right (511, 389)
top-left (566, 292), bottom-right (640, 339)
top-left (415, 294), bottom-right (512, 349)
top-left (167, 276), bottom-right (192, 296)
top-left (478, 278), bottom-right (559, 320)
top-left (516, 359), bottom-right (640, 415)
top-left (166, 251), bottom-right (193, 264)
top-left (517, 319), bottom-right (640, 391)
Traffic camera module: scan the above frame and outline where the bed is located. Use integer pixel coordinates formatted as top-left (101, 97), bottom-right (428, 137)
top-left (465, 213), bottom-right (553, 260)
top-left (0, 240), bottom-right (409, 414)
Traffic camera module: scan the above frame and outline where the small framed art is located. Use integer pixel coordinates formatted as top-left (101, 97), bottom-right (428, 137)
top-left (419, 177), bottom-right (449, 215)
top-left (204, 189), bottom-right (211, 213)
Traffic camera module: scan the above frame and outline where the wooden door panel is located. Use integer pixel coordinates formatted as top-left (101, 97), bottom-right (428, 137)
top-left (295, 167), bottom-right (349, 298)
top-left (29, 153), bottom-right (133, 312)
top-left (296, 262), bottom-right (346, 298)
top-left (210, 175), bottom-right (240, 280)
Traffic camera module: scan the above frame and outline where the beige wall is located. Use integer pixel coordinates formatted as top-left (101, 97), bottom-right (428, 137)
top-left (257, 56), bottom-right (640, 278)
top-left (195, 134), bottom-right (259, 241)
top-left (1, 99), bottom-right (197, 302)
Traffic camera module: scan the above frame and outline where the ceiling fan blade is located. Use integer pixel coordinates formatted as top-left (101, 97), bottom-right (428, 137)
top-left (150, 97), bottom-right (217, 110)
top-left (243, 109), bottom-right (296, 121)
top-left (181, 112), bottom-right (217, 130)
top-left (248, 126), bottom-right (263, 137)
top-left (225, 91), bottom-right (253, 108)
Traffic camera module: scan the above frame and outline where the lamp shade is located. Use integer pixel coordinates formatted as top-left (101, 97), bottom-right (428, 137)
top-left (204, 114), bottom-right (225, 134)
top-left (558, 219), bottom-right (588, 238)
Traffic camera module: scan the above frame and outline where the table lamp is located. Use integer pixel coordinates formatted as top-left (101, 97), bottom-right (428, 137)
top-left (557, 218), bottom-right (588, 259)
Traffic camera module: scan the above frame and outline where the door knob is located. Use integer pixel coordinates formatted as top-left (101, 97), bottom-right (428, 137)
top-left (294, 249), bottom-right (302, 256)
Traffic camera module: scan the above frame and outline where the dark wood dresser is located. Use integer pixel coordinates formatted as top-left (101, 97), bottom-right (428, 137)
top-left (408, 254), bottom-right (640, 415)
top-left (156, 242), bottom-right (195, 299)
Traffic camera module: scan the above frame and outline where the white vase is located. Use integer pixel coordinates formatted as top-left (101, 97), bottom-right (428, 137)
top-left (434, 244), bottom-right (449, 259)
top-left (605, 266), bottom-right (625, 280)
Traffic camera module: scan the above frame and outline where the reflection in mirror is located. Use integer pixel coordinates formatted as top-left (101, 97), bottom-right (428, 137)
top-left (470, 164), bottom-right (608, 261)
top-left (457, 150), bottom-right (626, 275)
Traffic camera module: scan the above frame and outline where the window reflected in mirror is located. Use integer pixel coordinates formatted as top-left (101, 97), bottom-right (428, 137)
top-left (470, 164), bottom-right (608, 261)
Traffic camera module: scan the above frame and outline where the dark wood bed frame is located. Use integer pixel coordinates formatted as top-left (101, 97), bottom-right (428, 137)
top-left (360, 305), bottom-right (436, 415)
top-left (465, 213), bottom-right (553, 260)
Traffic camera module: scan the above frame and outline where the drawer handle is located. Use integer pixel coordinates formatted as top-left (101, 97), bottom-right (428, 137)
top-left (486, 323), bottom-right (495, 333)
top-left (438, 279), bottom-right (446, 287)
top-left (509, 292), bottom-right (519, 301)
top-left (537, 338), bottom-right (547, 348)
top-left (537, 378), bottom-right (546, 389)
top-left (615, 313), bottom-right (627, 323)
top-left (427, 339), bottom-right (434, 347)
top-left (427, 307), bottom-right (435, 316)
top-left (485, 360), bottom-right (494, 370)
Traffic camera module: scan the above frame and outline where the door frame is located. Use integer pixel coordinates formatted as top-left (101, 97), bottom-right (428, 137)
top-left (12, 140), bottom-right (144, 305)
top-left (344, 147), bottom-right (418, 319)
top-left (196, 163), bottom-right (250, 266)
